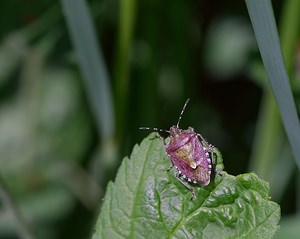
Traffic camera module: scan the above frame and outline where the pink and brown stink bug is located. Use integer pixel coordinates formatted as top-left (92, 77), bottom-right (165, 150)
top-left (140, 99), bottom-right (215, 199)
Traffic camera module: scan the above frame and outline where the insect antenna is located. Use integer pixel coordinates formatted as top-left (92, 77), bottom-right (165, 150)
top-left (139, 127), bottom-right (170, 134)
top-left (176, 98), bottom-right (190, 127)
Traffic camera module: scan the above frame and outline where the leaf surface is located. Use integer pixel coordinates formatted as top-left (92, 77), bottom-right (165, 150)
top-left (93, 133), bottom-right (280, 239)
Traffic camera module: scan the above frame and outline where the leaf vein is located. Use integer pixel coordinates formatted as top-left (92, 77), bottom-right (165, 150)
top-left (168, 176), bottom-right (225, 238)
top-left (241, 203), bottom-right (278, 238)
top-left (128, 138), bottom-right (155, 237)
top-left (109, 184), bottom-right (126, 238)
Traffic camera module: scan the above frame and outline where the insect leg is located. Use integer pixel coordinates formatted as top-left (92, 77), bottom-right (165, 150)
top-left (174, 172), bottom-right (195, 199)
top-left (197, 133), bottom-right (211, 150)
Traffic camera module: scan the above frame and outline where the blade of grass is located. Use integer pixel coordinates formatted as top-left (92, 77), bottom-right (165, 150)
top-left (61, 0), bottom-right (114, 138)
top-left (249, 0), bottom-right (300, 201)
top-left (249, 90), bottom-right (280, 179)
top-left (245, 0), bottom-right (300, 170)
top-left (279, 0), bottom-right (300, 74)
top-left (270, 0), bottom-right (300, 202)
top-left (114, 0), bottom-right (136, 141)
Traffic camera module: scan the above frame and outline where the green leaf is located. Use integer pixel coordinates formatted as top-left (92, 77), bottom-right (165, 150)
top-left (92, 134), bottom-right (280, 239)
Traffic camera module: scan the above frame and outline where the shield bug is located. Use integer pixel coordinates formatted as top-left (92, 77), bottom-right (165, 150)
top-left (140, 99), bottom-right (215, 199)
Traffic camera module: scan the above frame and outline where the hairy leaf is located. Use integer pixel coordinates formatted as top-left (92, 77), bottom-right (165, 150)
top-left (93, 133), bottom-right (280, 239)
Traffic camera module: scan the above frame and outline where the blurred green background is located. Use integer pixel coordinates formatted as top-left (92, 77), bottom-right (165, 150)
top-left (0, 0), bottom-right (299, 238)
